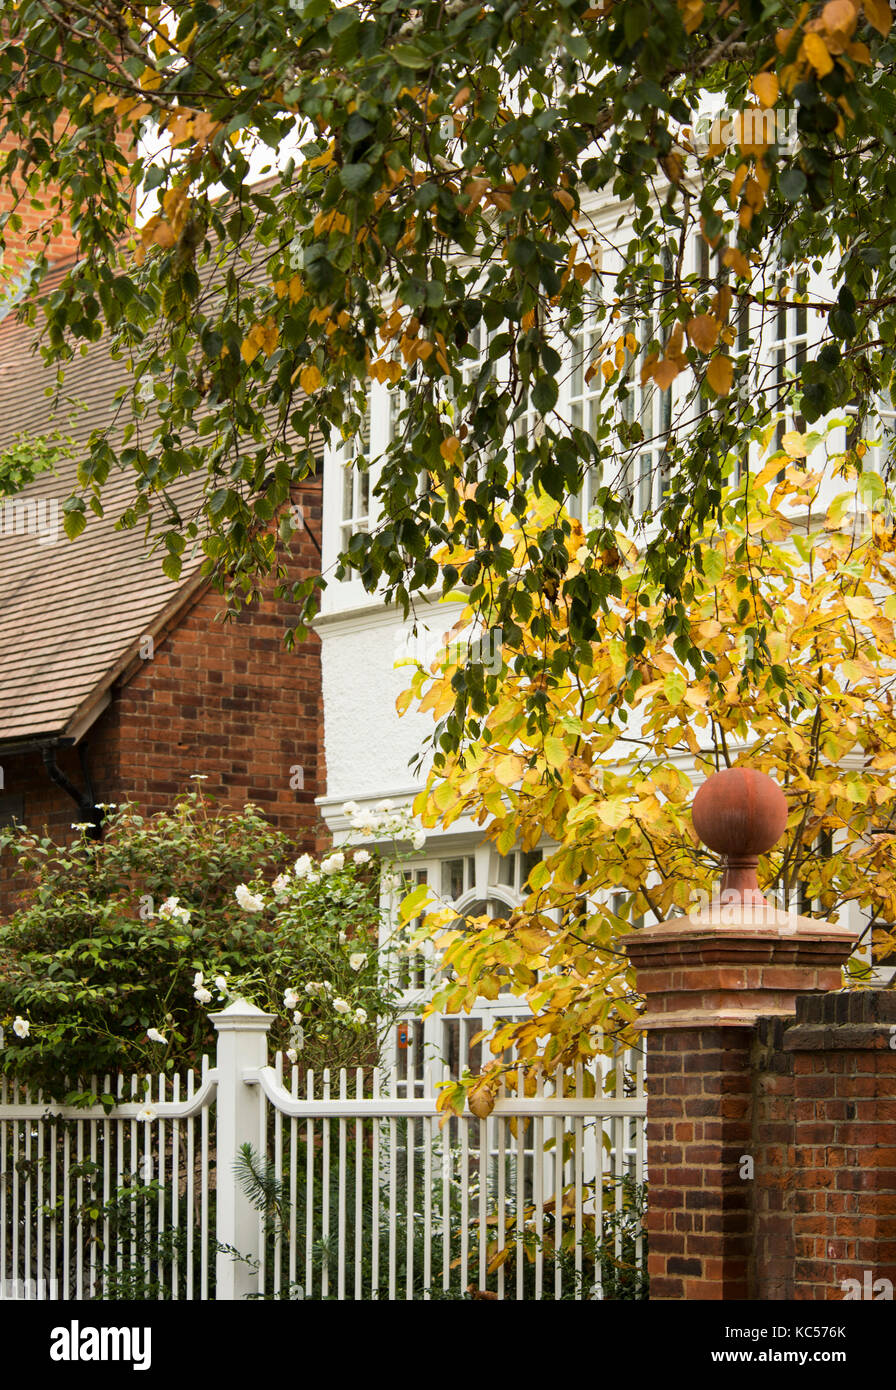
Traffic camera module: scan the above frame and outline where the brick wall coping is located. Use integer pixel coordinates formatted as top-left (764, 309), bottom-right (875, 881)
top-left (782, 987), bottom-right (896, 1052)
top-left (624, 910), bottom-right (855, 1031)
top-left (625, 907), bottom-right (857, 939)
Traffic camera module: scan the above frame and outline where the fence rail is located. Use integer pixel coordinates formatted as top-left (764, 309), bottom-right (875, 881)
top-left (0, 1001), bottom-right (647, 1301)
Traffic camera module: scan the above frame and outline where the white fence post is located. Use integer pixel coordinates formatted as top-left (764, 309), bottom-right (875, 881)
top-left (210, 999), bottom-right (275, 1300)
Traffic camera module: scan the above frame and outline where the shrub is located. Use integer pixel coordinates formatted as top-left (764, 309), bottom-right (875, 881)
top-left (0, 785), bottom-right (409, 1098)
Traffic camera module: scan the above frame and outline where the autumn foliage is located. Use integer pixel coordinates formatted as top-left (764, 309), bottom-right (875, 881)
top-left (400, 422), bottom-right (896, 1109)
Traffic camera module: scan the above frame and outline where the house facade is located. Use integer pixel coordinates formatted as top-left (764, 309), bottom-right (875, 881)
top-left (314, 215), bottom-right (896, 1077)
top-left (0, 249), bottom-right (326, 916)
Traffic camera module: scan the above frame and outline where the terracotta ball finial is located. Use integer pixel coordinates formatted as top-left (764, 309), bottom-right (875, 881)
top-left (692, 767), bottom-right (788, 906)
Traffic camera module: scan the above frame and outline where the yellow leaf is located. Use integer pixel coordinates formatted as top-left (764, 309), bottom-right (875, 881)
top-left (802, 32), bottom-right (835, 75)
top-left (706, 355), bottom-right (734, 396)
top-left (517, 927), bottom-right (552, 955)
top-left (543, 736), bottom-right (568, 769)
top-left (494, 754), bottom-right (524, 787)
top-left (93, 92), bottom-right (119, 115)
top-left (440, 435), bottom-right (462, 463)
top-left (743, 177), bottom-right (765, 211)
top-left (308, 141), bottom-right (336, 170)
top-left (596, 797), bottom-right (629, 829)
top-left (781, 430), bottom-right (808, 458)
top-left (686, 314), bottom-right (720, 353)
top-left (751, 72), bottom-right (780, 107)
top-left (468, 1085), bottom-right (496, 1119)
top-left (722, 247), bottom-right (752, 280)
top-left (754, 453), bottom-right (787, 488)
top-left (845, 38), bottom-right (872, 62)
top-left (863, 0), bottom-right (892, 34)
top-left (679, 0), bottom-right (704, 34)
top-left (369, 358), bottom-right (403, 385)
top-left (258, 318), bottom-right (278, 355)
top-left (651, 357), bottom-right (682, 390)
top-left (299, 364), bottom-right (322, 393)
top-left (844, 595), bottom-right (876, 621)
top-left (822, 0), bottom-right (859, 36)
top-left (601, 360), bottom-right (615, 382)
top-left (661, 152), bottom-right (684, 184)
top-left (152, 221), bottom-right (176, 249)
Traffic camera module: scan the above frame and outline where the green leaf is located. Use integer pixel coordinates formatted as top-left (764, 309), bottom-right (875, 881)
top-left (391, 44), bottom-right (430, 68)
top-left (63, 511), bottom-right (86, 540)
top-left (340, 163), bottom-right (372, 192)
top-left (663, 671), bottom-right (686, 705)
top-left (531, 377), bottom-right (558, 414)
top-left (779, 168), bottom-right (807, 201)
top-left (161, 552), bottom-right (182, 582)
top-left (702, 549), bottom-right (725, 583)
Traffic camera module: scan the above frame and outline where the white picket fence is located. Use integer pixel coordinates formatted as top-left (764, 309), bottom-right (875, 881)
top-left (0, 1001), bottom-right (647, 1301)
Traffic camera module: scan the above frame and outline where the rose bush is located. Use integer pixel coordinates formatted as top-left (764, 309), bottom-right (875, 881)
top-left (0, 786), bottom-right (416, 1099)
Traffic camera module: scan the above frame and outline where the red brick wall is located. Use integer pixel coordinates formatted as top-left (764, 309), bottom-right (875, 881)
top-left (0, 128), bottom-right (86, 270)
top-left (646, 993), bottom-right (896, 1302)
top-left (749, 1016), bottom-right (795, 1300)
top-left (784, 991), bottom-right (896, 1301)
top-left (0, 480), bottom-right (327, 914)
top-left (643, 1026), bottom-right (754, 1300)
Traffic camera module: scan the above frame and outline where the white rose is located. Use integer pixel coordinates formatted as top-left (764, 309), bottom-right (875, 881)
top-left (194, 986), bottom-right (213, 1005)
top-left (146, 1027), bottom-right (167, 1044)
top-left (286, 1048), bottom-right (298, 1064)
top-left (320, 852), bottom-right (345, 876)
top-left (353, 1008), bottom-right (368, 1025)
top-left (272, 873), bottom-right (291, 898)
top-left (411, 829), bottom-right (426, 850)
top-left (235, 884), bottom-right (265, 912)
top-left (353, 849), bottom-right (371, 865)
top-left (375, 799), bottom-right (394, 813)
top-left (284, 987), bottom-right (299, 1010)
top-left (215, 976), bottom-right (229, 995)
top-left (349, 952), bottom-right (367, 972)
top-left (193, 971), bottom-right (204, 989)
top-left (136, 1106), bottom-right (156, 1122)
top-left (342, 801), bottom-right (360, 816)
top-left (12, 1016), bottom-right (29, 1039)
top-left (338, 931), bottom-right (348, 944)
top-left (294, 853), bottom-right (314, 879)
top-left (332, 998), bottom-right (351, 1015)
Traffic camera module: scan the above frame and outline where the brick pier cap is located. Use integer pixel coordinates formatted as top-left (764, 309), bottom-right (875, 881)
top-left (624, 767), bottom-right (855, 1029)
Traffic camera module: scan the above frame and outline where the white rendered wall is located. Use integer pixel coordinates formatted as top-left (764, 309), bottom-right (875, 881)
top-left (316, 598), bottom-right (463, 813)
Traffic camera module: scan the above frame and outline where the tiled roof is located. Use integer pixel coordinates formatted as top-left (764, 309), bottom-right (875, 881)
top-left (0, 265), bottom-right (208, 747)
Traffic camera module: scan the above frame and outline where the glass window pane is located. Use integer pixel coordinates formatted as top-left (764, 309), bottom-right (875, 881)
top-left (520, 849), bottom-right (542, 888)
top-left (441, 858), bottom-right (465, 900)
top-left (496, 853), bottom-right (515, 888)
